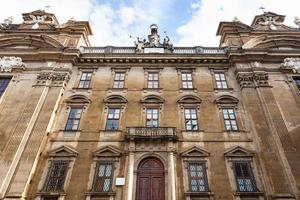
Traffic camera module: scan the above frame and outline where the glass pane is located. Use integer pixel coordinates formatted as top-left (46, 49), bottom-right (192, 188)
top-left (98, 165), bottom-right (105, 177)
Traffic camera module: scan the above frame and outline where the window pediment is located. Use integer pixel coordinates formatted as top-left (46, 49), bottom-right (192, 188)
top-left (178, 95), bottom-right (202, 107)
top-left (224, 146), bottom-right (254, 157)
top-left (104, 95), bottom-right (127, 104)
top-left (141, 95), bottom-right (164, 104)
top-left (48, 145), bottom-right (78, 157)
top-left (93, 145), bottom-right (122, 157)
top-left (65, 94), bottom-right (91, 104)
top-left (215, 95), bottom-right (239, 105)
top-left (181, 146), bottom-right (210, 157)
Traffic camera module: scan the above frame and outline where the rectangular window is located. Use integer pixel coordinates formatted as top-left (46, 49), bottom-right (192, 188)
top-left (146, 108), bottom-right (159, 127)
top-left (43, 160), bottom-right (69, 192)
top-left (78, 72), bottom-right (92, 88)
top-left (233, 162), bottom-right (256, 192)
top-left (222, 108), bottom-right (238, 131)
top-left (113, 72), bottom-right (125, 88)
top-left (92, 162), bottom-right (113, 192)
top-left (105, 108), bottom-right (120, 130)
top-left (181, 72), bottom-right (193, 89)
top-left (148, 72), bottom-right (159, 88)
top-left (293, 77), bottom-right (300, 91)
top-left (0, 78), bottom-right (11, 97)
top-left (188, 162), bottom-right (208, 192)
top-left (215, 73), bottom-right (228, 89)
top-left (65, 108), bottom-right (83, 131)
top-left (185, 108), bottom-right (198, 131)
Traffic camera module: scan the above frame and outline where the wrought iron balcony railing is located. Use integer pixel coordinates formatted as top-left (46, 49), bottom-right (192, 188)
top-left (126, 127), bottom-right (177, 140)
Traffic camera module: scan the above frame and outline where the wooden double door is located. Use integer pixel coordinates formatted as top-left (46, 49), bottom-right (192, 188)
top-left (136, 157), bottom-right (165, 200)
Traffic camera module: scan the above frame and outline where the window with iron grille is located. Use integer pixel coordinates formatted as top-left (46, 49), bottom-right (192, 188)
top-left (293, 77), bottom-right (300, 91)
top-left (146, 108), bottom-right (158, 127)
top-left (105, 108), bottom-right (120, 130)
top-left (65, 108), bottom-right (83, 131)
top-left (222, 108), bottom-right (238, 131)
top-left (233, 162), bottom-right (257, 192)
top-left (188, 162), bottom-right (208, 192)
top-left (148, 72), bottom-right (159, 88)
top-left (43, 160), bottom-right (69, 192)
top-left (184, 108), bottom-right (198, 131)
top-left (92, 162), bottom-right (114, 192)
top-left (181, 72), bottom-right (193, 89)
top-left (78, 72), bottom-right (92, 88)
top-left (113, 72), bottom-right (125, 88)
top-left (0, 78), bottom-right (10, 97)
top-left (214, 73), bottom-right (228, 89)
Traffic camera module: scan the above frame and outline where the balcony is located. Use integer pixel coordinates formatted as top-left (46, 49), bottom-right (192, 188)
top-left (126, 127), bottom-right (177, 141)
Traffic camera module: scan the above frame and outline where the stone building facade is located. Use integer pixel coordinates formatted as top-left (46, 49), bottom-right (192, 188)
top-left (0, 10), bottom-right (299, 200)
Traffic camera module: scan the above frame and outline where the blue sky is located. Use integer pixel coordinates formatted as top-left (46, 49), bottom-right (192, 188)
top-left (1, 0), bottom-right (300, 46)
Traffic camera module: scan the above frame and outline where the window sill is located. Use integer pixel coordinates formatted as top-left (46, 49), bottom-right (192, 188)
top-left (184, 191), bottom-right (214, 196)
top-left (100, 129), bottom-right (122, 132)
top-left (234, 191), bottom-right (264, 196)
top-left (85, 191), bottom-right (116, 196)
top-left (72, 87), bottom-right (92, 90)
top-left (61, 129), bottom-right (82, 133)
top-left (214, 87), bottom-right (234, 91)
top-left (36, 192), bottom-right (66, 196)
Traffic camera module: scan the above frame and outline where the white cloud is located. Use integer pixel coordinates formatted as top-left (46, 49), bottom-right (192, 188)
top-left (177, 0), bottom-right (300, 47)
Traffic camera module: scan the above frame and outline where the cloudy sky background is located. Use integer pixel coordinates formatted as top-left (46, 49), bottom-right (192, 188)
top-left (1, 0), bottom-right (299, 46)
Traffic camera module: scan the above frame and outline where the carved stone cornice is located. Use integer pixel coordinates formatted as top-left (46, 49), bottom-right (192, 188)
top-left (36, 71), bottom-right (70, 87)
top-left (0, 56), bottom-right (26, 72)
top-left (236, 71), bottom-right (270, 89)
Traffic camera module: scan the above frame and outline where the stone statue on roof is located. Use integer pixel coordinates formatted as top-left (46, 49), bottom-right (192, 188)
top-left (148, 24), bottom-right (160, 47)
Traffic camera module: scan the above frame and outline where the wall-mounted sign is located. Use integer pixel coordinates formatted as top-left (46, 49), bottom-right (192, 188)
top-left (115, 177), bottom-right (125, 186)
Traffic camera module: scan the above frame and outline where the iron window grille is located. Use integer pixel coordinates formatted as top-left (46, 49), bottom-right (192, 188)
top-left (233, 161), bottom-right (257, 192)
top-left (214, 73), bottom-right (228, 89)
top-left (65, 108), bottom-right (83, 131)
top-left (146, 108), bottom-right (159, 127)
top-left (43, 160), bottom-right (69, 192)
top-left (188, 162), bottom-right (209, 192)
top-left (113, 72), bottom-right (125, 88)
top-left (0, 78), bottom-right (10, 97)
top-left (105, 108), bottom-right (120, 130)
top-left (78, 72), bottom-right (92, 88)
top-left (181, 73), bottom-right (193, 89)
top-left (184, 108), bottom-right (198, 131)
top-left (222, 108), bottom-right (238, 131)
top-left (92, 162), bottom-right (114, 192)
top-left (147, 72), bottom-right (159, 88)
top-left (293, 77), bottom-right (300, 91)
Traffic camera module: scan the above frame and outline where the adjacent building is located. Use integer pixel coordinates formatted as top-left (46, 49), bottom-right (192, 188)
top-left (0, 10), bottom-right (299, 200)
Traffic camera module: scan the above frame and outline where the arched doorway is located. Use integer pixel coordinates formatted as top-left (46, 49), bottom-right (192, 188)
top-left (136, 157), bottom-right (165, 200)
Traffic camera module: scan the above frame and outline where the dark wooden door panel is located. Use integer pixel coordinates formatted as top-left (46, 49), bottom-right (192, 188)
top-left (136, 158), bottom-right (165, 200)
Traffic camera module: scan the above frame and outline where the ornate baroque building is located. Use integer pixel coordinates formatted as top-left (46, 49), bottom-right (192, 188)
top-left (0, 10), bottom-right (299, 200)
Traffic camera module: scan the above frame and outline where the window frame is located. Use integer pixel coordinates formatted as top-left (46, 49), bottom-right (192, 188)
top-left (42, 160), bottom-right (70, 192)
top-left (91, 162), bottom-right (115, 192)
top-left (147, 72), bottom-right (159, 89)
top-left (146, 107), bottom-right (159, 128)
top-left (214, 72), bottom-right (228, 89)
top-left (113, 72), bottom-right (126, 89)
top-left (105, 108), bottom-right (121, 131)
top-left (222, 108), bottom-right (239, 131)
top-left (232, 161), bottom-right (258, 193)
top-left (184, 108), bottom-right (199, 131)
top-left (65, 107), bottom-right (83, 131)
top-left (181, 72), bottom-right (193, 89)
top-left (78, 72), bottom-right (92, 89)
top-left (187, 161), bottom-right (209, 192)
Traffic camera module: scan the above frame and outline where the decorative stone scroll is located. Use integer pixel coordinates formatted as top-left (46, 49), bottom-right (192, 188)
top-left (280, 57), bottom-right (300, 73)
top-left (0, 56), bottom-right (26, 72)
top-left (36, 71), bottom-right (70, 87)
top-left (236, 71), bottom-right (270, 89)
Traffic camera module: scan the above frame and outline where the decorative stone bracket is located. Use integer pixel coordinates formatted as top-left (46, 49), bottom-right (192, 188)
top-left (0, 56), bottom-right (26, 72)
top-left (36, 71), bottom-right (70, 87)
top-left (236, 71), bottom-right (270, 89)
top-left (280, 57), bottom-right (300, 73)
